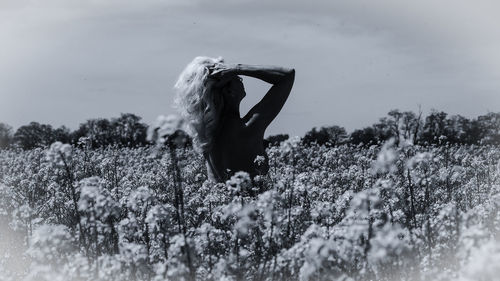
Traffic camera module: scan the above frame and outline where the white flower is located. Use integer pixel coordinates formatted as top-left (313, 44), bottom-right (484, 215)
top-left (372, 138), bottom-right (398, 174)
top-left (280, 136), bottom-right (301, 153)
top-left (147, 114), bottom-right (185, 143)
top-left (45, 142), bottom-right (73, 166)
top-left (254, 155), bottom-right (265, 165)
top-left (226, 171), bottom-right (252, 195)
top-left (28, 224), bottom-right (74, 262)
top-left (127, 186), bottom-right (154, 213)
top-left (78, 177), bottom-right (120, 221)
top-left (459, 240), bottom-right (500, 281)
top-left (406, 152), bottom-right (433, 169)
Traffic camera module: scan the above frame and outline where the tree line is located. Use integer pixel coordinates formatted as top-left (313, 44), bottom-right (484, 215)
top-left (0, 109), bottom-right (499, 150)
top-left (0, 113), bottom-right (148, 150)
top-left (301, 109), bottom-right (500, 146)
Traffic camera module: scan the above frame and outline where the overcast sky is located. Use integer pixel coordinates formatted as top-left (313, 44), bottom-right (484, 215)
top-left (1, 0), bottom-right (499, 137)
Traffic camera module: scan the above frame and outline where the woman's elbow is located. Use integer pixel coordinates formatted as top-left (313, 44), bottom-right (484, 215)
top-left (275, 67), bottom-right (294, 85)
top-left (285, 68), bottom-right (295, 84)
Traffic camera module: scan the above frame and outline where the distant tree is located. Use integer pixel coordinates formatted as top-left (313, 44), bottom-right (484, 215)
top-left (52, 126), bottom-right (72, 143)
top-left (303, 127), bottom-right (328, 146)
top-left (72, 118), bottom-right (114, 148)
top-left (0, 122), bottom-right (13, 149)
top-left (303, 126), bottom-right (347, 146)
top-left (399, 110), bottom-right (423, 144)
top-left (415, 111), bottom-right (493, 145)
top-left (477, 112), bottom-right (500, 144)
top-left (371, 120), bottom-right (393, 143)
top-left (350, 127), bottom-right (377, 146)
top-left (387, 109), bottom-right (403, 142)
top-left (264, 134), bottom-right (289, 147)
top-left (71, 124), bottom-right (89, 145)
top-left (462, 119), bottom-right (486, 145)
top-left (365, 109), bottom-right (422, 145)
top-left (112, 113), bottom-right (148, 146)
top-left (421, 110), bottom-right (449, 144)
top-left (324, 126), bottom-right (348, 146)
top-left (441, 115), bottom-right (478, 144)
top-left (72, 113), bottom-right (148, 148)
top-left (14, 122), bottom-right (55, 149)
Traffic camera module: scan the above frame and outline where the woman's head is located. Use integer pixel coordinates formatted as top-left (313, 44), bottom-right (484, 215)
top-left (221, 75), bottom-right (246, 104)
top-left (174, 56), bottom-right (225, 153)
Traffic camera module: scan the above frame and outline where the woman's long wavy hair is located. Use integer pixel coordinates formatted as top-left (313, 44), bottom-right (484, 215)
top-left (174, 56), bottom-right (225, 154)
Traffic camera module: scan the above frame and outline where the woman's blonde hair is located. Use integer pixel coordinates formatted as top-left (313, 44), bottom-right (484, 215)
top-left (174, 56), bottom-right (225, 153)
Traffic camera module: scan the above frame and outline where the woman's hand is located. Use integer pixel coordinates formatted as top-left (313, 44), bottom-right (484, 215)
top-left (208, 63), bottom-right (230, 77)
top-left (208, 63), bottom-right (239, 87)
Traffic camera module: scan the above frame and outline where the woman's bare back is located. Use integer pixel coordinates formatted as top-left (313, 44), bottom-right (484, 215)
top-left (208, 118), bottom-right (269, 181)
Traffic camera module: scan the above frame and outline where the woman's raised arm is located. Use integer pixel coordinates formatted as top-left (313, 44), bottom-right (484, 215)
top-left (211, 64), bottom-right (295, 133)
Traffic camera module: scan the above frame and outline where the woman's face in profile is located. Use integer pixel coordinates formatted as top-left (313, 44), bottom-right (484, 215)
top-left (223, 76), bottom-right (246, 103)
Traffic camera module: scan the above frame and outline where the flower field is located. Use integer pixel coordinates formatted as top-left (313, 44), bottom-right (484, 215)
top-left (1, 139), bottom-right (499, 281)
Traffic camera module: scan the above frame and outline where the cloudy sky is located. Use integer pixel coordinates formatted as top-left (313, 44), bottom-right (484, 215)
top-left (1, 0), bottom-right (499, 137)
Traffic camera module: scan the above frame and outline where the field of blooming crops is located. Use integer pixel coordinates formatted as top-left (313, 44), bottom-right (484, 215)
top-left (1, 139), bottom-right (499, 281)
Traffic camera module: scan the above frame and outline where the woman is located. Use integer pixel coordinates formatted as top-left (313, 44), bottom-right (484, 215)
top-left (174, 56), bottom-right (295, 182)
